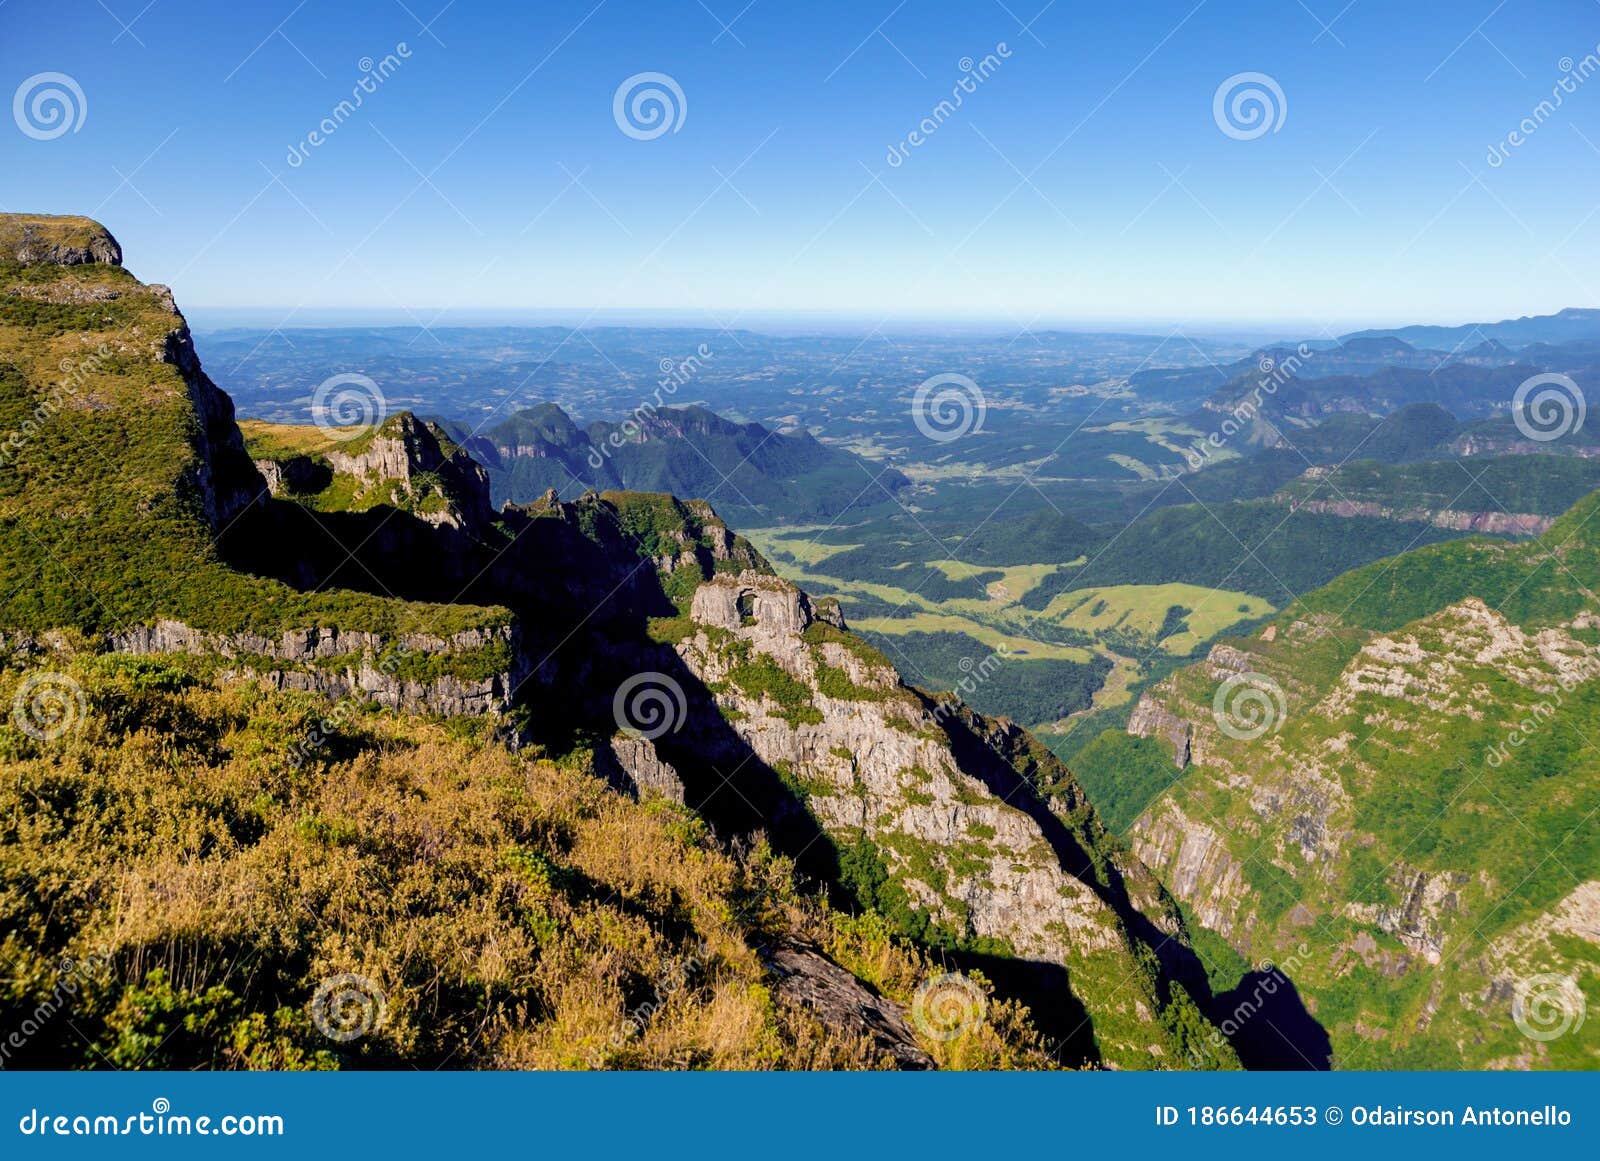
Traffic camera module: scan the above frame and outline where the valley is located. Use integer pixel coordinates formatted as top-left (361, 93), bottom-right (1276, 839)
top-left (4, 212), bottom-right (1597, 1073)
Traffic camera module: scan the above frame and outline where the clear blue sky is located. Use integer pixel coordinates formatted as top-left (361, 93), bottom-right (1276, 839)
top-left (4, 0), bottom-right (1600, 330)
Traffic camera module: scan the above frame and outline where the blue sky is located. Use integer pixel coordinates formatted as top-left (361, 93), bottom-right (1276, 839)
top-left (4, 0), bottom-right (1600, 329)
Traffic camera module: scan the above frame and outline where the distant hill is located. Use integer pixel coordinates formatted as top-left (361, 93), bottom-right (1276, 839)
top-left (1341, 306), bottom-right (1600, 350)
top-left (439, 403), bottom-right (909, 525)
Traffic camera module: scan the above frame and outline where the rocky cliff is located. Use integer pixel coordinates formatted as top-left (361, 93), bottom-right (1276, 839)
top-left (1118, 512), bottom-right (1600, 1067)
top-left (1, 213), bottom-right (1241, 1069)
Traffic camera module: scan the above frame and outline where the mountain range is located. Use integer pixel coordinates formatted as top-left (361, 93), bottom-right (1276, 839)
top-left (437, 402), bottom-right (909, 525)
top-left (0, 214), bottom-right (1238, 1070)
top-left (2, 212), bottom-right (1595, 1072)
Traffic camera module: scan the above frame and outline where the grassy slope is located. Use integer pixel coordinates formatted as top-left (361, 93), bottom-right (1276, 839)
top-left (0, 653), bottom-right (1052, 1070)
top-left (0, 256), bottom-right (506, 640)
top-left (1113, 493), bottom-right (1600, 1067)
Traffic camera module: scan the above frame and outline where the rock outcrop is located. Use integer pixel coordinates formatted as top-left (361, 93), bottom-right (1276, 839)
top-left (762, 940), bottom-right (934, 1069)
top-left (102, 619), bottom-right (519, 717)
top-left (0, 213), bottom-right (123, 266)
top-left (618, 566), bottom-right (1233, 1068)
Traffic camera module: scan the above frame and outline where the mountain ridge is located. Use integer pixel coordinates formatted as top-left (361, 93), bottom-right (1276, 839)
top-left (0, 213), bottom-right (1242, 1070)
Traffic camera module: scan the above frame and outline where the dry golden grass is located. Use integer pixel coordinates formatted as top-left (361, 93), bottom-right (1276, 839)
top-left (0, 652), bottom-right (1055, 1071)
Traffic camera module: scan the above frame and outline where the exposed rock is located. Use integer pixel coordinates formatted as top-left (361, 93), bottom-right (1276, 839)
top-left (104, 619), bottom-right (519, 717)
top-left (653, 568), bottom-right (1225, 1067)
top-left (0, 213), bottom-right (122, 266)
top-left (598, 735), bottom-right (687, 802)
top-left (1278, 496), bottom-right (1554, 537)
top-left (323, 414), bottom-right (494, 531)
top-left (763, 940), bottom-right (933, 1070)
top-left (1127, 694), bottom-right (1191, 767)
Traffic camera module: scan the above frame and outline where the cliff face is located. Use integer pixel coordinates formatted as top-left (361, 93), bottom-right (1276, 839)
top-left (1276, 496), bottom-right (1554, 537)
top-left (0, 214), bottom-right (123, 266)
top-left (1, 213), bottom-right (1242, 1068)
top-left (1122, 561), bottom-right (1600, 1067)
top-left (560, 563), bottom-right (1235, 1069)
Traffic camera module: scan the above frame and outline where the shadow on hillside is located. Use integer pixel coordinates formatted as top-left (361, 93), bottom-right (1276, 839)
top-left (931, 697), bottom-right (1332, 1071)
top-left (217, 494), bottom-right (1143, 1069)
top-left (1213, 970), bottom-right (1333, 1070)
top-left (514, 634), bottom-right (1111, 1068)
